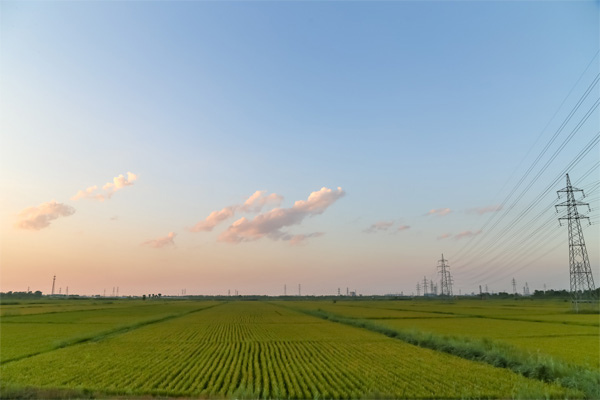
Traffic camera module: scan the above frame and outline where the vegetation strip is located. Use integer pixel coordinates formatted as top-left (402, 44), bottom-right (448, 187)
top-left (1, 303), bottom-right (223, 365)
top-left (296, 307), bottom-right (600, 398)
top-left (342, 304), bottom-right (600, 327)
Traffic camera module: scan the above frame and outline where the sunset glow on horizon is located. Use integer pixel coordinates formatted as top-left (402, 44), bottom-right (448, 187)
top-left (1, 1), bottom-right (598, 297)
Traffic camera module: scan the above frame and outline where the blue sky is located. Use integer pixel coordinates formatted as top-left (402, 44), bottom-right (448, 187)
top-left (1, 1), bottom-right (598, 296)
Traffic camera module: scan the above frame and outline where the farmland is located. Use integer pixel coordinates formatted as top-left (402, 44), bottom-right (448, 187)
top-left (1, 298), bottom-right (598, 399)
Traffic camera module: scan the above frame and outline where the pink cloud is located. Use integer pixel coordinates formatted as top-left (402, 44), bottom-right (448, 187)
top-left (426, 208), bottom-right (452, 217)
top-left (142, 232), bottom-right (176, 248)
top-left (103, 172), bottom-right (137, 193)
top-left (72, 172), bottom-right (138, 201)
top-left (240, 190), bottom-right (283, 213)
top-left (437, 233), bottom-right (453, 240)
top-left (364, 221), bottom-right (394, 233)
top-left (287, 232), bottom-right (325, 246)
top-left (16, 201), bottom-right (76, 231)
top-left (71, 185), bottom-right (105, 201)
top-left (190, 190), bottom-right (282, 232)
top-left (218, 187), bottom-right (345, 244)
top-left (190, 206), bottom-right (236, 232)
top-left (467, 205), bottom-right (503, 215)
top-left (396, 225), bottom-right (410, 231)
top-left (454, 230), bottom-right (481, 240)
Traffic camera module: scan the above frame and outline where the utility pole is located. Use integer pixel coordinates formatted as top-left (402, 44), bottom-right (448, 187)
top-left (284, 284), bottom-right (286, 296)
top-left (438, 254), bottom-right (453, 296)
top-left (298, 284), bottom-right (301, 297)
top-left (556, 173), bottom-right (596, 312)
top-left (51, 275), bottom-right (56, 295)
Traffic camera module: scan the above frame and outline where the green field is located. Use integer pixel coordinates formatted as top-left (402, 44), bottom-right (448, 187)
top-left (1, 298), bottom-right (598, 399)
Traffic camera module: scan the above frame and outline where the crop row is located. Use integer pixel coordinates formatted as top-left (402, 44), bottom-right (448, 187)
top-left (1, 301), bottom-right (577, 398)
top-left (0, 301), bottom-right (213, 363)
top-left (288, 300), bottom-right (599, 368)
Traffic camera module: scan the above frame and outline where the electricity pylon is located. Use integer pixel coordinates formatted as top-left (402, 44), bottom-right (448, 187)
top-left (438, 254), bottom-right (453, 296)
top-left (556, 174), bottom-right (596, 312)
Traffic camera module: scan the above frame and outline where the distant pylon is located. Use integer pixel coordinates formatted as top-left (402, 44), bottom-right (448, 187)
top-left (437, 254), bottom-right (453, 296)
top-left (416, 282), bottom-right (421, 297)
top-left (422, 276), bottom-right (428, 296)
top-left (51, 275), bottom-right (56, 295)
top-left (512, 278), bottom-right (517, 295)
top-left (556, 174), bottom-right (596, 311)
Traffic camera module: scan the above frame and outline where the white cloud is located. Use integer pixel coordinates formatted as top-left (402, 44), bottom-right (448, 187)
top-left (71, 172), bottom-right (138, 201)
top-left (218, 187), bottom-right (345, 244)
top-left (142, 232), bottom-right (176, 248)
top-left (426, 208), bottom-right (452, 217)
top-left (16, 201), bottom-right (76, 231)
top-left (467, 205), bottom-right (503, 215)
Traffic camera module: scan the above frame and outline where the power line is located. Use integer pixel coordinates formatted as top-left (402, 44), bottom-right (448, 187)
top-left (452, 72), bottom-right (600, 263)
top-left (455, 131), bottom-right (599, 273)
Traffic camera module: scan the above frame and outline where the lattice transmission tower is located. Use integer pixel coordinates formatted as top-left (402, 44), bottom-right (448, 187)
top-left (437, 254), bottom-right (453, 296)
top-left (555, 173), bottom-right (596, 311)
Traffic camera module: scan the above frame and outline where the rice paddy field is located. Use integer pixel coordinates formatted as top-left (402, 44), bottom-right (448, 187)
top-left (1, 298), bottom-right (598, 399)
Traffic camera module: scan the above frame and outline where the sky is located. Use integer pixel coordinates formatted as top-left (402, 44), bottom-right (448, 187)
top-left (1, 0), bottom-right (598, 297)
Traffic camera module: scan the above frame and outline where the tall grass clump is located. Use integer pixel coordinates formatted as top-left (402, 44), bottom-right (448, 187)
top-left (302, 308), bottom-right (600, 399)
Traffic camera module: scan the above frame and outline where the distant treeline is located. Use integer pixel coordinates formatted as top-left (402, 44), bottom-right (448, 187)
top-left (1, 291), bottom-right (43, 298)
top-left (1, 291), bottom-right (43, 302)
top-left (532, 288), bottom-right (600, 298)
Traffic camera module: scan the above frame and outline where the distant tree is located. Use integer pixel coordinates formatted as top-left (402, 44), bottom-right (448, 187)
top-left (142, 294), bottom-right (146, 301)
top-left (0, 291), bottom-right (43, 300)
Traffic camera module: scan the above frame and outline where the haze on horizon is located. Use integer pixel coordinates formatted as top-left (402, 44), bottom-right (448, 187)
top-left (1, 1), bottom-right (598, 297)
